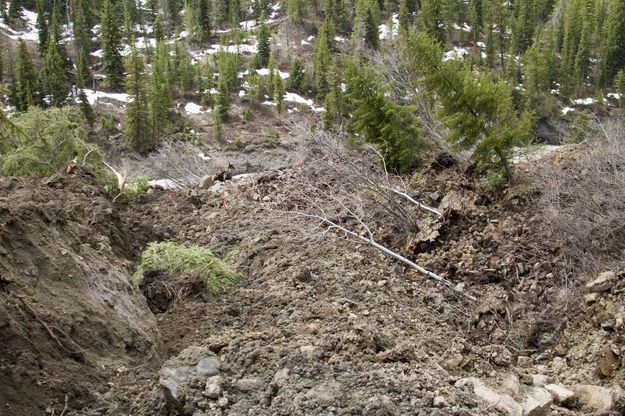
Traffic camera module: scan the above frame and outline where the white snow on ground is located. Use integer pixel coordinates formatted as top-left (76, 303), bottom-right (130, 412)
top-left (443, 47), bottom-right (469, 61)
top-left (191, 40), bottom-right (259, 61)
top-left (334, 36), bottom-right (346, 43)
top-left (562, 107), bottom-right (575, 115)
top-left (262, 91), bottom-right (324, 112)
top-left (92, 36), bottom-right (156, 58)
top-left (82, 89), bottom-right (129, 105)
top-left (148, 179), bottom-right (181, 189)
top-left (379, 14), bottom-right (399, 39)
top-left (607, 93), bottom-right (622, 100)
top-left (239, 19), bottom-right (257, 30)
top-left (572, 97), bottom-right (594, 106)
top-left (301, 39), bottom-right (310, 45)
top-left (184, 102), bottom-right (210, 114)
top-left (512, 145), bottom-right (560, 165)
top-left (241, 68), bottom-right (289, 79)
top-left (0, 7), bottom-right (39, 41)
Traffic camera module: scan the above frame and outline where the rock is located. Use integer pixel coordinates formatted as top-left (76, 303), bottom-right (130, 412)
top-left (517, 356), bottom-right (532, 367)
top-left (501, 374), bottom-right (521, 397)
top-left (271, 368), bottom-right (289, 388)
top-left (196, 358), bottom-right (220, 378)
top-left (544, 384), bottom-right (574, 404)
top-left (456, 378), bottom-right (522, 416)
top-left (160, 366), bottom-right (193, 403)
top-left (572, 384), bottom-right (613, 412)
top-left (586, 271), bottom-right (616, 293)
top-left (584, 293), bottom-right (600, 305)
top-left (300, 345), bottom-right (323, 360)
top-left (596, 345), bottom-right (620, 377)
top-left (204, 376), bottom-right (224, 399)
top-left (304, 382), bottom-right (343, 407)
top-left (199, 175), bottom-right (214, 189)
top-left (551, 357), bottom-right (568, 374)
top-left (493, 347), bottom-right (513, 366)
top-left (235, 377), bottom-right (262, 393)
top-left (522, 387), bottom-right (552, 416)
top-left (432, 395), bottom-right (448, 408)
top-left (531, 374), bottom-right (549, 387)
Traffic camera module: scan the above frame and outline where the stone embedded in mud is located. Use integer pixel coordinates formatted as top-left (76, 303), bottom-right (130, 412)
top-left (196, 358), bottom-right (221, 377)
top-left (584, 292), bottom-right (600, 305)
top-left (204, 376), bottom-right (224, 399)
top-left (572, 384), bottom-right (617, 412)
top-left (160, 366), bottom-right (193, 401)
top-left (531, 374), bottom-right (549, 387)
top-left (432, 395), bottom-right (448, 408)
top-left (501, 374), bottom-right (521, 397)
top-left (271, 368), bottom-right (290, 388)
top-left (300, 345), bottom-right (323, 360)
top-left (235, 377), bottom-right (262, 392)
top-left (586, 271), bottom-right (616, 293)
top-left (304, 382), bottom-right (343, 407)
top-left (456, 377), bottom-right (522, 416)
top-left (522, 387), bottom-right (552, 416)
top-left (544, 384), bottom-right (574, 404)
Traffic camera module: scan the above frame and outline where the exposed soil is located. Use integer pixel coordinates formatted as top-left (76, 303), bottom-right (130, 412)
top-left (1, 150), bottom-right (623, 415)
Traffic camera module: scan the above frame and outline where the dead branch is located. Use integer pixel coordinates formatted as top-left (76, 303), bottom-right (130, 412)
top-left (295, 211), bottom-right (476, 301)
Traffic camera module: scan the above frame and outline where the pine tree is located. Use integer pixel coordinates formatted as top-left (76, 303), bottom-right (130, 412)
top-left (254, 15), bottom-right (271, 68)
top-left (101, 0), bottom-right (125, 90)
top-left (286, 0), bottom-right (307, 23)
top-left (76, 48), bottom-right (91, 89)
top-left (398, 0), bottom-right (409, 34)
top-left (40, 40), bottom-right (70, 107)
top-left (289, 58), bottom-right (305, 92)
top-left (71, 0), bottom-right (92, 57)
top-left (364, 7), bottom-right (379, 49)
top-left (196, 0), bottom-right (211, 44)
top-left (78, 90), bottom-right (96, 127)
top-left (323, 59), bottom-right (341, 130)
top-left (7, 0), bottom-right (21, 23)
top-left (407, 33), bottom-right (534, 181)
top-left (421, 0), bottom-right (445, 43)
top-left (345, 60), bottom-right (425, 173)
top-left (149, 42), bottom-right (172, 140)
top-left (124, 45), bottom-right (154, 154)
top-left (50, 1), bottom-right (70, 71)
top-left (229, 0), bottom-right (240, 28)
top-left (154, 15), bottom-right (164, 42)
top-left (15, 39), bottom-right (39, 111)
top-left (314, 18), bottom-right (332, 98)
top-left (275, 73), bottom-right (285, 113)
top-left (35, 0), bottom-right (48, 56)
top-left (602, 0), bottom-right (625, 85)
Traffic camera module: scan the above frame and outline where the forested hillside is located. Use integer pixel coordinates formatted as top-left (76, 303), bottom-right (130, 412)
top-left (1, 0), bottom-right (625, 415)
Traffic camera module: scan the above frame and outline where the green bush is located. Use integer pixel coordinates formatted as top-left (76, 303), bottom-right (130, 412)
top-left (133, 241), bottom-right (239, 295)
top-left (1, 106), bottom-right (109, 180)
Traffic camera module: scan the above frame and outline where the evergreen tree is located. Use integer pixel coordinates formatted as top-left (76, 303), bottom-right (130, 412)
top-left (421, 0), bottom-right (445, 43)
top-left (35, 0), bottom-right (48, 56)
top-left (196, 0), bottom-right (211, 44)
top-left (603, 0), bottom-right (625, 85)
top-left (345, 60), bottom-right (426, 173)
top-left (76, 48), bottom-right (91, 89)
top-left (50, 1), bottom-right (70, 71)
top-left (71, 0), bottom-right (92, 57)
top-left (275, 73), bottom-right (285, 113)
top-left (15, 39), bottom-right (39, 111)
top-left (101, 0), bottom-right (125, 90)
top-left (286, 0), bottom-right (307, 23)
top-left (323, 59), bottom-right (341, 130)
top-left (289, 58), bottom-right (305, 92)
top-left (7, 0), bottom-right (21, 23)
top-left (254, 15), bottom-right (271, 68)
top-left (124, 45), bottom-right (154, 154)
top-left (364, 8), bottom-right (379, 49)
top-left (398, 0), bottom-right (409, 34)
top-left (154, 15), bottom-right (164, 42)
top-left (40, 40), bottom-right (70, 107)
top-left (314, 18), bottom-right (332, 98)
top-left (149, 42), bottom-right (172, 140)
top-left (78, 90), bottom-right (96, 127)
top-left (407, 33), bottom-right (534, 181)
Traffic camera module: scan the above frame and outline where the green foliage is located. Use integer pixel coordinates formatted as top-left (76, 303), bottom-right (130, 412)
top-left (35, 0), bottom-right (48, 56)
top-left (101, 0), bottom-right (125, 90)
top-left (15, 39), bottom-right (39, 111)
top-left (275, 74), bottom-right (285, 113)
top-left (0, 107), bottom-right (106, 180)
top-left (124, 46), bottom-right (155, 154)
top-left (345, 60), bottom-right (426, 173)
top-left (150, 42), bottom-right (172, 140)
top-left (289, 58), bottom-right (305, 92)
top-left (40, 40), bottom-right (70, 107)
top-left (78, 90), bottom-right (96, 127)
top-left (406, 33), bottom-right (534, 181)
top-left (566, 111), bottom-right (594, 143)
top-left (253, 17), bottom-right (271, 68)
top-left (133, 241), bottom-right (239, 295)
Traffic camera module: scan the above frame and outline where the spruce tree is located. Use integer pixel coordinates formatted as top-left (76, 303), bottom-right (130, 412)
top-left (407, 33), bottom-right (534, 181)
top-left (254, 17), bottom-right (271, 68)
top-left (364, 8), bottom-right (379, 49)
top-left (275, 73), bottom-right (285, 113)
top-left (7, 0), bottom-right (20, 23)
top-left (15, 39), bottom-right (39, 111)
top-left (196, 0), bottom-right (211, 44)
top-left (149, 42), bottom-right (172, 140)
top-left (289, 58), bottom-right (305, 92)
top-left (76, 48), bottom-right (91, 89)
top-left (78, 90), bottom-right (96, 127)
top-left (314, 19), bottom-right (332, 98)
top-left (124, 45), bottom-right (154, 154)
top-left (71, 0), bottom-right (92, 57)
top-left (101, 0), bottom-right (125, 90)
top-left (50, 1), bottom-right (70, 71)
top-left (603, 0), bottom-right (625, 85)
top-left (421, 0), bottom-right (445, 43)
top-left (40, 40), bottom-right (71, 107)
top-left (35, 0), bottom-right (48, 56)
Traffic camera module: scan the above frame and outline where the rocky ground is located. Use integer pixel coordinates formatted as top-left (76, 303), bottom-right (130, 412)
top-left (1, 144), bottom-right (624, 416)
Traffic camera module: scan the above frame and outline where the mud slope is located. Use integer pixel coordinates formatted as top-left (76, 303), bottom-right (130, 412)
top-left (0, 171), bottom-right (159, 415)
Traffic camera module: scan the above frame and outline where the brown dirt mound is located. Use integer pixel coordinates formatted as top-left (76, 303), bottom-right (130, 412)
top-left (0, 170), bottom-right (159, 415)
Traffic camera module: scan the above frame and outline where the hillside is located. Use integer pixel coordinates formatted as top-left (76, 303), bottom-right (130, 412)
top-left (0, 0), bottom-right (624, 415)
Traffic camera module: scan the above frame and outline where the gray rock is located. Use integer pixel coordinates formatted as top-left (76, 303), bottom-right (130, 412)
top-left (572, 384), bottom-right (613, 412)
top-left (271, 368), bottom-right (289, 388)
top-left (196, 358), bottom-right (221, 378)
top-left (304, 382), bottom-right (343, 407)
top-left (160, 366), bottom-right (193, 402)
top-left (535, 118), bottom-right (562, 145)
top-left (584, 292), bottom-right (600, 305)
top-left (432, 395), bottom-right (448, 408)
top-left (456, 377), bottom-right (522, 416)
top-left (531, 374), bottom-right (549, 387)
top-left (586, 271), bottom-right (616, 293)
top-left (204, 376), bottom-right (224, 399)
top-left (300, 345), bottom-right (323, 360)
top-left (235, 377), bottom-right (262, 392)
top-left (544, 384), bottom-right (574, 404)
top-left (522, 387), bottom-right (552, 416)
top-left (501, 374), bottom-right (521, 397)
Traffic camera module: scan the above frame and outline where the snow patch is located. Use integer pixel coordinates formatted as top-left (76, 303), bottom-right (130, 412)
top-left (184, 102), bottom-right (210, 114)
top-left (443, 47), bottom-right (469, 61)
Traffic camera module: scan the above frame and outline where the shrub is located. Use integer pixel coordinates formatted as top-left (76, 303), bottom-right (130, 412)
top-left (1, 106), bottom-right (108, 180)
top-left (133, 241), bottom-right (239, 295)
